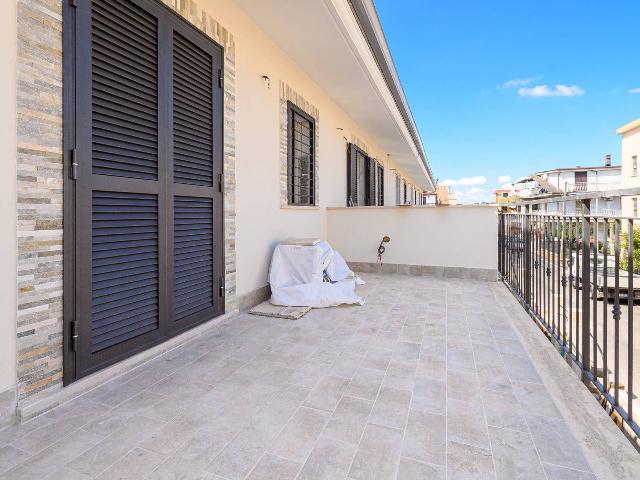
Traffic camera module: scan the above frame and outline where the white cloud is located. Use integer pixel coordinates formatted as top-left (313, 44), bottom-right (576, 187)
top-left (518, 84), bottom-right (585, 98)
top-left (497, 175), bottom-right (511, 183)
top-left (501, 182), bottom-right (513, 190)
top-left (501, 78), bottom-right (536, 88)
top-left (629, 88), bottom-right (640, 94)
top-left (440, 175), bottom-right (487, 187)
top-left (453, 187), bottom-right (493, 204)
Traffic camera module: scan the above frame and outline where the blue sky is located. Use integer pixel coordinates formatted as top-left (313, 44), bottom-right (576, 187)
top-left (375, 0), bottom-right (640, 203)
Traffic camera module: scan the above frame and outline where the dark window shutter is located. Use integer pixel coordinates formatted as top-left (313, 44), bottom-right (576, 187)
top-left (91, 0), bottom-right (159, 180)
top-left (347, 143), bottom-right (357, 206)
top-left (173, 32), bottom-right (214, 186)
top-left (377, 164), bottom-right (384, 206)
top-left (174, 197), bottom-right (214, 319)
top-left (91, 192), bottom-right (159, 352)
top-left (366, 158), bottom-right (375, 206)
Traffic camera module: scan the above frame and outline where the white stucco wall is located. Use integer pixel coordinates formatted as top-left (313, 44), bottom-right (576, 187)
top-left (326, 206), bottom-right (498, 270)
top-left (0, 0), bottom-right (17, 395)
top-left (620, 127), bottom-right (640, 217)
top-left (199, 0), bottom-right (426, 297)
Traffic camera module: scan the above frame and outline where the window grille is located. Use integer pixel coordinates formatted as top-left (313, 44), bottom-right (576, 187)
top-left (287, 102), bottom-right (315, 205)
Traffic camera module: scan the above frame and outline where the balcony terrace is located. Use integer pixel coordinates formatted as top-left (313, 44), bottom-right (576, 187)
top-left (1, 272), bottom-right (638, 480)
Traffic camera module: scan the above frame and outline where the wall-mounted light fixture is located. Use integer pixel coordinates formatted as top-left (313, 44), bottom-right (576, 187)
top-left (261, 75), bottom-right (271, 89)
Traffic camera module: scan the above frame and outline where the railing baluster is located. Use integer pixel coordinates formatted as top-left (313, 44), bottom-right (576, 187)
top-left (581, 211), bottom-right (591, 370)
top-left (569, 217), bottom-right (574, 355)
top-left (576, 217), bottom-right (581, 360)
top-left (614, 219), bottom-right (621, 407)
top-left (593, 218), bottom-right (598, 379)
top-left (562, 216), bottom-right (567, 348)
top-left (603, 219), bottom-right (608, 392)
top-left (628, 218), bottom-right (634, 422)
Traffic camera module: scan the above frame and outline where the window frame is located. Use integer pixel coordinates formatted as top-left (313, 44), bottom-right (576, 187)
top-left (633, 155), bottom-right (638, 177)
top-left (287, 101), bottom-right (316, 206)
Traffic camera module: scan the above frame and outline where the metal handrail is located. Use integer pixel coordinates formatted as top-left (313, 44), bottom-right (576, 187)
top-left (498, 212), bottom-right (640, 439)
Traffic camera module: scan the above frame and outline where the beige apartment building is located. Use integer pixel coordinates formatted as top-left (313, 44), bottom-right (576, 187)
top-left (618, 118), bottom-right (640, 217)
top-left (0, 0), bottom-right (445, 426)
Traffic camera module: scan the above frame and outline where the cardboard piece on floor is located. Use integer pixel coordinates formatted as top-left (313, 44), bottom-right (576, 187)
top-left (248, 301), bottom-right (311, 320)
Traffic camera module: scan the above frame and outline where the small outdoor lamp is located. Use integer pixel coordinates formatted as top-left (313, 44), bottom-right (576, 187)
top-left (377, 235), bottom-right (391, 262)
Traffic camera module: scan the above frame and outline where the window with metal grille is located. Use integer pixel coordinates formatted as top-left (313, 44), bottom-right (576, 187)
top-left (287, 102), bottom-right (315, 205)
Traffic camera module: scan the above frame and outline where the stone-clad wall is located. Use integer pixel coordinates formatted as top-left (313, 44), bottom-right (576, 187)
top-left (15, 0), bottom-right (237, 405)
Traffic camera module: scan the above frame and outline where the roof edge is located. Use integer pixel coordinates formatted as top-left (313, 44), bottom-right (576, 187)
top-left (616, 118), bottom-right (640, 135)
top-left (347, 0), bottom-right (435, 189)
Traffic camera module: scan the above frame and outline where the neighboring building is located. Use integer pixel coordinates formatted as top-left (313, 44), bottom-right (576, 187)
top-left (509, 163), bottom-right (621, 216)
top-left (436, 185), bottom-right (457, 205)
top-left (618, 118), bottom-right (640, 217)
top-left (0, 0), bottom-right (436, 425)
top-left (494, 189), bottom-right (511, 204)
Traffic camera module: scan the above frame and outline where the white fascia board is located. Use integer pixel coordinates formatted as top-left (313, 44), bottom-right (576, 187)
top-left (322, 0), bottom-right (434, 191)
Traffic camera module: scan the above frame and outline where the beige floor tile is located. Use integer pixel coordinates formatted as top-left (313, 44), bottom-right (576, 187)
top-left (542, 463), bottom-right (597, 480)
top-left (69, 415), bottom-right (165, 477)
top-left (489, 426), bottom-right (546, 480)
top-left (347, 367), bottom-right (385, 401)
top-left (412, 377), bottom-right (446, 415)
top-left (512, 382), bottom-right (561, 418)
top-left (298, 435), bottom-right (356, 480)
top-left (397, 456), bottom-right (445, 480)
top-left (480, 389), bottom-right (528, 432)
top-left (304, 376), bottom-right (349, 412)
top-left (446, 398), bottom-right (490, 450)
top-left (323, 396), bottom-right (373, 445)
top-left (96, 447), bottom-right (164, 480)
top-left (348, 423), bottom-right (403, 480)
top-left (269, 407), bottom-right (329, 461)
top-left (447, 441), bottom-right (495, 480)
top-left (382, 360), bottom-right (417, 391)
top-left (402, 410), bottom-right (446, 466)
top-left (0, 445), bottom-right (31, 475)
top-left (369, 387), bottom-right (411, 430)
top-left (246, 453), bottom-right (301, 480)
top-left (525, 415), bottom-right (591, 472)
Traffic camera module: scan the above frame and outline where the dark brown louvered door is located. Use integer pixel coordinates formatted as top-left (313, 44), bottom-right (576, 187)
top-left (168, 22), bottom-right (223, 335)
top-left (66, 0), bottom-right (224, 381)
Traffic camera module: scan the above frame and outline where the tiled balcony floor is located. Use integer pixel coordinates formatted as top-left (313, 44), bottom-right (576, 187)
top-left (0, 274), bottom-right (598, 480)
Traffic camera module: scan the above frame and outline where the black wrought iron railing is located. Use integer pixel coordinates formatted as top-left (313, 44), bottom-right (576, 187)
top-left (498, 211), bottom-right (639, 438)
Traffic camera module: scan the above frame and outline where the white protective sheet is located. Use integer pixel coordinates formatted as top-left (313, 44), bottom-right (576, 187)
top-left (269, 241), bottom-right (364, 308)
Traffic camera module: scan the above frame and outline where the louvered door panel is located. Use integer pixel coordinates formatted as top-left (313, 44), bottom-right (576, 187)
top-left (174, 197), bottom-right (214, 320)
top-left (91, 0), bottom-right (159, 179)
top-left (67, 0), bottom-right (224, 383)
top-left (91, 192), bottom-right (159, 352)
top-left (173, 33), bottom-right (214, 186)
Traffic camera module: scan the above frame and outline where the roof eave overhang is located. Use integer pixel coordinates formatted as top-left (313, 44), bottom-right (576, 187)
top-left (344, 0), bottom-right (435, 190)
